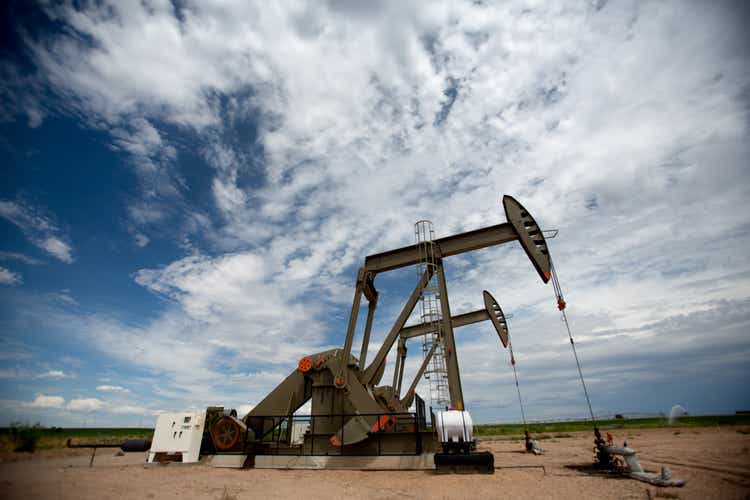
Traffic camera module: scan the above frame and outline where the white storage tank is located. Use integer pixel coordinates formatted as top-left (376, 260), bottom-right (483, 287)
top-left (434, 409), bottom-right (474, 445)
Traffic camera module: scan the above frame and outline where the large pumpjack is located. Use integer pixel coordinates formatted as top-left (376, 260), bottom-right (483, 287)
top-left (206, 195), bottom-right (552, 470)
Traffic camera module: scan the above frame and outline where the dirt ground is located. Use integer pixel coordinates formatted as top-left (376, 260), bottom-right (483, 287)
top-left (0, 426), bottom-right (748, 499)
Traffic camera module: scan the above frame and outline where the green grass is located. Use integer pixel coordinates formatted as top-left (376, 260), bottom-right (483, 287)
top-left (474, 414), bottom-right (750, 436)
top-left (2, 414), bottom-right (749, 451)
top-left (0, 427), bottom-right (154, 452)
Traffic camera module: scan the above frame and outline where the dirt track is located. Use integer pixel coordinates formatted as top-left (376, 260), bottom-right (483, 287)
top-left (1, 426), bottom-right (748, 499)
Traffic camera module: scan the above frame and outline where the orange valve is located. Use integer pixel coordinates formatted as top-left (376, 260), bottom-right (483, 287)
top-left (335, 375), bottom-right (344, 386)
top-left (298, 357), bottom-right (313, 372)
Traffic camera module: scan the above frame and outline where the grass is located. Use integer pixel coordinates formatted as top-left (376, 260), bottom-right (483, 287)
top-left (474, 414), bottom-right (750, 436)
top-left (1, 414), bottom-right (748, 451)
top-left (0, 426), bottom-right (153, 452)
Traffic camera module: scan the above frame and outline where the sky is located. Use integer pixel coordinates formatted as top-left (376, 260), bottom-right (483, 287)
top-left (0, 0), bottom-right (749, 427)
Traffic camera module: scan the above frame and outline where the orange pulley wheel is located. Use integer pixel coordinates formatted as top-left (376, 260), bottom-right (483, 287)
top-left (212, 416), bottom-right (241, 451)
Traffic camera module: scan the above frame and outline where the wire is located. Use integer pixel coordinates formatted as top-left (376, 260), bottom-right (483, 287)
top-left (507, 335), bottom-right (527, 428)
top-left (550, 260), bottom-right (597, 426)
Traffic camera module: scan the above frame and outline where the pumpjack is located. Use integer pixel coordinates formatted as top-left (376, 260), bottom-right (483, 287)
top-left (203, 195), bottom-right (552, 470)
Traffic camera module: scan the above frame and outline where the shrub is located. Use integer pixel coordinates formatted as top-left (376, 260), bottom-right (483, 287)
top-left (9, 422), bottom-right (44, 453)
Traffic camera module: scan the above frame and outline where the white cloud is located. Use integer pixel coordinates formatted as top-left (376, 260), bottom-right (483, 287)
top-left (36, 370), bottom-right (73, 379)
top-left (0, 266), bottom-right (22, 285)
top-left (67, 398), bottom-right (104, 412)
top-left (0, 368), bottom-right (75, 380)
top-left (133, 232), bottom-right (150, 248)
top-left (0, 200), bottom-right (74, 263)
top-left (109, 405), bottom-right (150, 415)
top-left (38, 237), bottom-right (73, 264)
top-left (30, 394), bottom-right (65, 408)
top-left (96, 385), bottom-right (130, 393)
top-left (0, 251), bottom-right (43, 265)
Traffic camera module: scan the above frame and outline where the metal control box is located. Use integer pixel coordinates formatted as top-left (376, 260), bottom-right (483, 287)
top-left (147, 411), bottom-right (206, 463)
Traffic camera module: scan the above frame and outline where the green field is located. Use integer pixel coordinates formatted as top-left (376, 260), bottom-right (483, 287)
top-left (2, 414), bottom-right (748, 451)
top-left (0, 426), bottom-right (154, 452)
top-left (474, 414), bottom-right (750, 437)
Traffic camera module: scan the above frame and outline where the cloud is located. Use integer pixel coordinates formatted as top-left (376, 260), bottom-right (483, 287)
top-left (37, 237), bottom-right (73, 264)
top-left (0, 200), bottom-right (74, 263)
top-left (36, 370), bottom-right (73, 379)
top-left (0, 368), bottom-right (75, 380)
top-left (0, 251), bottom-right (44, 265)
top-left (30, 394), bottom-right (65, 409)
top-left (0, 266), bottom-right (22, 285)
top-left (133, 232), bottom-right (150, 248)
top-left (109, 405), bottom-right (150, 415)
top-left (66, 398), bottom-right (104, 412)
top-left (96, 385), bottom-right (130, 393)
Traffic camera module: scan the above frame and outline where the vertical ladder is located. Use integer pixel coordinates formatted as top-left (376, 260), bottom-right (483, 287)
top-left (415, 220), bottom-right (450, 410)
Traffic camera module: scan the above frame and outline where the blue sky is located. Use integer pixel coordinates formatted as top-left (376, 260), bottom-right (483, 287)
top-left (1, 1), bottom-right (749, 426)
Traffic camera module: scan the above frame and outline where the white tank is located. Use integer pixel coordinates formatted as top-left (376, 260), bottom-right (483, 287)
top-left (434, 409), bottom-right (474, 444)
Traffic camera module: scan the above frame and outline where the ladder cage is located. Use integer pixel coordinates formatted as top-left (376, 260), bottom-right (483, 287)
top-left (414, 220), bottom-right (450, 410)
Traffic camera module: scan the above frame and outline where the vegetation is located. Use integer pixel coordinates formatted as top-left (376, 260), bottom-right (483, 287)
top-left (2, 414), bottom-right (749, 452)
top-left (474, 414), bottom-right (750, 436)
top-left (4, 423), bottom-right (45, 452)
top-left (0, 425), bottom-right (153, 452)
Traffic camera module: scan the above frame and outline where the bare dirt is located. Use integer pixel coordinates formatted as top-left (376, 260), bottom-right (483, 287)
top-left (1, 426), bottom-right (748, 499)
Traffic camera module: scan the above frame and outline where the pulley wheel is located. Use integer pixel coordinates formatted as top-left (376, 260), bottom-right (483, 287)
top-left (212, 416), bottom-right (241, 451)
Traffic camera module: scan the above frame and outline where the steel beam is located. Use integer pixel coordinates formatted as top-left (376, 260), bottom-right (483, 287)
top-left (399, 309), bottom-right (491, 339)
top-left (358, 297), bottom-right (377, 368)
top-left (362, 268), bottom-right (433, 385)
top-left (402, 342), bottom-right (437, 408)
top-left (338, 268), bottom-right (365, 385)
top-left (364, 223), bottom-right (518, 274)
top-left (436, 261), bottom-right (464, 410)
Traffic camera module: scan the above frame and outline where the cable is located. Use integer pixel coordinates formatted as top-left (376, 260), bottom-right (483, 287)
top-left (550, 260), bottom-right (597, 426)
top-left (507, 335), bottom-right (527, 428)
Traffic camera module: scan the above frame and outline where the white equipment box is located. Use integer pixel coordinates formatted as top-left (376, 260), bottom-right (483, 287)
top-left (147, 411), bottom-right (206, 463)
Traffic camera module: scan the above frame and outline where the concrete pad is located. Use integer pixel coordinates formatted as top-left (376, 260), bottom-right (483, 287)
top-left (253, 453), bottom-right (435, 470)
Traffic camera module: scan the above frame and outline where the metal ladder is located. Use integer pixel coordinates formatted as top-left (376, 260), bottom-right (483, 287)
top-left (415, 220), bottom-right (450, 410)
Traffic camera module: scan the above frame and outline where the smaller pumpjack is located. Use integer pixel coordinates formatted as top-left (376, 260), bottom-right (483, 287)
top-left (206, 195), bottom-right (553, 470)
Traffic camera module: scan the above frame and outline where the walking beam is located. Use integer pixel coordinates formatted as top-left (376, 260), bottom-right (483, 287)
top-left (363, 196), bottom-right (551, 284)
top-left (398, 290), bottom-right (509, 347)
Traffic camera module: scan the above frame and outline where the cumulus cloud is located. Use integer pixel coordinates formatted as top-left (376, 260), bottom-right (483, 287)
top-left (3, 1), bottom-right (749, 421)
top-left (0, 200), bottom-right (74, 263)
top-left (0, 266), bottom-right (22, 285)
top-left (30, 394), bottom-right (65, 408)
top-left (35, 370), bottom-right (74, 379)
top-left (66, 398), bottom-right (104, 412)
top-left (109, 405), bottom-right (150, 415)
top-left (96, 385), bottom-right (130, 393)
